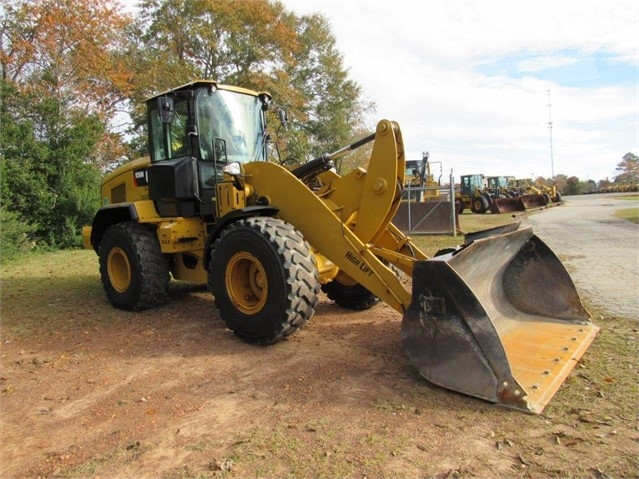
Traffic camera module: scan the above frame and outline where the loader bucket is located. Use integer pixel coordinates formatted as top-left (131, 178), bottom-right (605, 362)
top-left (402, 227), bottom-right (599, 413)
top-left (490, 197), bottom-right (526, 214)
top-left (520, 194), bottom-right (549, 209)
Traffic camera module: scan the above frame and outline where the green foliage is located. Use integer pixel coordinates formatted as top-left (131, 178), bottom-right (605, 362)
top-left (129, 0), bottom-right (370, 163)
top-left (1, 0), bottom-right (371, 257)
top-left (1, 80), bottom-right (102, 249)
top-left (0, 204), bottom-right (36, 263)
top-left (282, 12), bottom-right (371, 160)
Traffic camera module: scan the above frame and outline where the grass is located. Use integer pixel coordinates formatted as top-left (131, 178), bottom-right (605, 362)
top-left (410, 209), bottom-right (525, 256)
top-left (2, 206), bottom-right (638, 478)
top-left (614, 207), bottom-right (639, 224)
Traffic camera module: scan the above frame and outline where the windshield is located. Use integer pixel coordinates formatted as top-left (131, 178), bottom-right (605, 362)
top-left (196, 88), bottom-right (266, 164)
top-left (488, 177), bottom-right (507, 188)
top-left (405, 160), bottom-right (420, 177)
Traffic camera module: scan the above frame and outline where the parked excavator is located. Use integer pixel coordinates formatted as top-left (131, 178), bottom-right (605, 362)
top-left (83, 81), bottom-right (598, 413)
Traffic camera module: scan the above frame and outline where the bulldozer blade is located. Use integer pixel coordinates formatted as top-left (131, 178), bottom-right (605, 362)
top-left (490, 197), bottom-right (526, 214)
top-left (521, 194), bottom-right (549, 209)
top-left (402, 227), bottom-right (599, 413)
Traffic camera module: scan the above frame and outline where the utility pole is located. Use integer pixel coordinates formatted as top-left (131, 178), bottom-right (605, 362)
top-left (547, 89), bottom-right (554, 179)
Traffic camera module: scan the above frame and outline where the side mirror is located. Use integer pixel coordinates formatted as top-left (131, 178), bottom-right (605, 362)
top-left (213, 137), bottom-right (228, 162)
top-left (158, 97), bottom-right (174, 123)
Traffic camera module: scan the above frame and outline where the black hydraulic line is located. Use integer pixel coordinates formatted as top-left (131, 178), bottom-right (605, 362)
top-left (292, 132), bottom-right (376, 180)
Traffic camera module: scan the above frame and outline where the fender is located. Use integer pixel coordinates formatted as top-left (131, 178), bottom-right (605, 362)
top-left (87, 201), bottom-right (160, 253)
top-left (203, 205), bottom-right (279, 270)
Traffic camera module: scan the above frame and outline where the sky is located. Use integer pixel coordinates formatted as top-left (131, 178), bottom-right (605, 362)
top-left (281, 0), bottom-right (638, 182)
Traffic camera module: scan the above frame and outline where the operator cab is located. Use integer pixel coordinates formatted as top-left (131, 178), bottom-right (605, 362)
top-left (146, 81), bottom-right (271, 219)
top-left (460, 174), bottom-right (485, 197)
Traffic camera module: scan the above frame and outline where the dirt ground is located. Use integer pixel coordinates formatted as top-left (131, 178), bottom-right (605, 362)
top-left (1, 195), bottom-right (638, 478)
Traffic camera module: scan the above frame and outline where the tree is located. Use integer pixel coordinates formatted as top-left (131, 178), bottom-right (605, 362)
top-left (614, 152), bottom-right (638, 185)
top-left (127, 0), bottom-right (371, 165)
top-left (125, 0), bottom-right (302, 151)
top-left (1, 79), bottom-right (102, 247)
top-left (553, 174), bottom-right (568, 195)
top-left (582, 179), bottom-right (597, 194)
top-left (565, 176), bottom-right (582, 196)
top-left (282, 12), bottom-right (372, 163)
top-left (1, 0), bottom-right (134, 129)
top-left (0, 0), bottom-right (372, 255)
top-left (1, 0), bottom-right (133, 249)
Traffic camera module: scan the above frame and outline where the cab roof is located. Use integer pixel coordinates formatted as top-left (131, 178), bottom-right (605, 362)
top-left (146, 80), bottom-right (270, 102)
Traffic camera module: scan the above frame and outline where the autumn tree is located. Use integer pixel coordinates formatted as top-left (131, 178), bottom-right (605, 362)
top-left (0, 0), bottom-right (371, 256)
top-left (128, 0), bottom-right (371, 165)
top-left (552, 174), bottom-right (568, 195)
top-left (614, 152), bottom-right (638, 185)
top-left (0, 0), bottom-right (134, 249)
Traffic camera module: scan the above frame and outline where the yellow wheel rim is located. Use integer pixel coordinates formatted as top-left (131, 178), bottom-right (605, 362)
top-left (226, 252), bottom-right (268, 314)
top-left (107, 247), bottom-right (131, 293)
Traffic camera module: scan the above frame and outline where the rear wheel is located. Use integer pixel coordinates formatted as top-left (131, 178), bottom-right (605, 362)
top-left (209, 217), bottom-right (319, 345)
top-left (99, 222), bottom-right (169, 311)
top-left (321, 272), bottom-right (378, 311)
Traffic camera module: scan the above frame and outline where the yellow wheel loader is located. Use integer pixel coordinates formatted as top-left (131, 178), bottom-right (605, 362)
top-left (513, 178), bottom-right (552, 208)
top-left (456, 175), bottom-right (525, 214)
top-left (484, 176), bottom-right (527, 213)
top-left (83, 81), bottom-right (598, 413)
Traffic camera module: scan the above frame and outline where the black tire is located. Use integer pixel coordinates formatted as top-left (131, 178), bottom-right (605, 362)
top-left (209, 217), bottom-right (319, 345)
top-left (455, 200), bottom-right (465, 215)
top-left (321, 278), bottom-right (378, 311)
top-left (99, 222), bottom-right (169, 311)
top-left (553, 192), bottom-right (562, 203)
top-left (472, 196), bottom-right (489, 214)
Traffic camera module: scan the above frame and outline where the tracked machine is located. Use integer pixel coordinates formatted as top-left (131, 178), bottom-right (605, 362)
top-left (83, 81), bottom-right (598, 413)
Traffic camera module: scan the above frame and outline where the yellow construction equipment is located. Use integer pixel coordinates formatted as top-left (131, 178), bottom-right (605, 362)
top-left (512, 178), bottom-right (551, 208)
top-left (403, 151), bottom-right (442, 202)
top-left (456, 174), bottom-right (525, 214)
top-left (484, 176), bottom-right (527, 213)
top-left (83, 81), bottom-right (598, 413)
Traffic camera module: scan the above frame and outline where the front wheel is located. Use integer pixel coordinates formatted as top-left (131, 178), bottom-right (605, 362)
top-left (472, 196), bottom-right (489, 214)
top-left (99, 222), bottom-right (169, 311)
top-left (209, 217), bottom-right (319, 345)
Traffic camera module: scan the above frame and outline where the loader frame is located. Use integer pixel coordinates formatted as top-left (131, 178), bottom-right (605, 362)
top-left (83, 81), bottom-right (598, 414)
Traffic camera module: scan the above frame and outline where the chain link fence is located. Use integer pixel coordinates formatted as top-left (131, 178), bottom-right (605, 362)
top-left (393, 186), bottom-right (458, 235)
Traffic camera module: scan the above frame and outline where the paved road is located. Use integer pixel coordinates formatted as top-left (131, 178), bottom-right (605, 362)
top-left (522, 193), bottom-right (639, 318)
